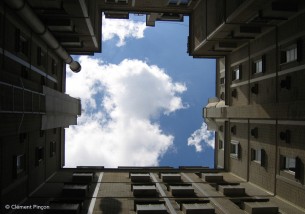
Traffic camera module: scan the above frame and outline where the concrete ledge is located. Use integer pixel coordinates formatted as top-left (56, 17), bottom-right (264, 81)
top-left (182, 203), bottom-right (215, 214)
top-left (202, 173), bottom-right (223, 182)
top-left (244, 202), bottom-right (278, 214)
top-left (218, 185), bottom-right (245, 196)
top-left (133, 185), bottom-right (157, 197)
top-left (170, 186), bottom-right (195, 196)
top-left (72, 172), bottom-right (93, 183)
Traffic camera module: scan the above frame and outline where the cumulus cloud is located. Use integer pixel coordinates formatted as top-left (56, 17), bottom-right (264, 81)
top-left (102, 14), bottom-right (147, 46)
top-left (187, 123), bottom-right (215, 152)
top-left (65, 56), bottom-right (187, 167)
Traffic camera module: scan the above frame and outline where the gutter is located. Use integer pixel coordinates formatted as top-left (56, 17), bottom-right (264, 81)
top-left (5, 0), bottom-right (81, 72)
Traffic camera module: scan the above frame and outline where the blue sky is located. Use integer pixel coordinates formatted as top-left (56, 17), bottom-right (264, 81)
top-left (65, 14), bottom-right (215, 168)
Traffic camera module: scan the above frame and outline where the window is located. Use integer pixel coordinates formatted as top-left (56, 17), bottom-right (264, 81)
top-left (37, 47), bottom-right (45, 67)
top-left (281, 156), bottom-right (302, 179)
top-left (251, 148), bottom-right (266, 167)
top-left (284, 157), bottom-right (296, 174)
top-left (220, 77), bottom-right (225, 85)
top-left (50, 141), bottom-right (56, 157)
top-left (251, 127), bottom-right (258, 138)
top-left (218, 140), bottom-right (224, 150)
top-left (251, 83), bottom-right (259, 94)
top-left (232, 68), bottom-right (241, 81)
top-left (252, 55), bottom-right (266, 74)
top-left (51, 59), bottom-right (57, 75)
top-left (19, 133), bottom-right (27, 143)
top-left (254, 59), bottom-right (262, 73)
top-left (279, 130), bottom-right (291, 144)
top-left (41, 76), bottom-right (46, 85)
top-left (15, 29), bottom-right (29, 56)
top-left (230, 140), bottom-right (240, 158)
top-left (231, 125), bottom-right (236, 135)
top-left (35, 147), bottom-right (44, 166)
top-left (280, 40), bottom-right (302, 64)
top-left (40, 130), bottom-right (45, 137)
top-left (281, 44), bottom-right (299, 64)
top-left (21, 66), bottom-right (29, 79)
top-left (13, 154), bottom-right (25, 178)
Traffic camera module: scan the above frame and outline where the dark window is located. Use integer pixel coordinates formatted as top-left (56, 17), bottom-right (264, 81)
top-left (13, 154), bottom-right (25, 178)
top-left (51, 59), bottom-right (57, 75)
top-left (50, 141), bottom-right (56, 157)
top-left (19, 133), bottom-right (27, 143)
top-left (231, 125), bottom-right (236, 135)
top-left (40, 130), bottom-right (45, 137)
top-left (41, 76), bottom-right (46, 85)
top-left (35, 147), bottom-right (44, 166)
top-left (251, 127), bottom-right (258, 138)
top-left (37, 47), bottom-right (46, 67)
top-left (21, 66), bottom-right (29, 79)
top-left (15, 29), bottom-right (29, 56)
top-left (219, 140), bottom-right (224, 150)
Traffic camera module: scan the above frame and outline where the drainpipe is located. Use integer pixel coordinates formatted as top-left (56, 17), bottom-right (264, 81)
top-left (5, 0), bottom-right (81, 73)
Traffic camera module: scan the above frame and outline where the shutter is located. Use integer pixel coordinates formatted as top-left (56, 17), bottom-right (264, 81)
top-left (261, 149), bottom-right (266, 167)
top-left (295, 157), bottom-right (301, 179)
top-left (262, 55), bottom-right (266, 73)
top-left (297, 39), bottom-right (302, 62)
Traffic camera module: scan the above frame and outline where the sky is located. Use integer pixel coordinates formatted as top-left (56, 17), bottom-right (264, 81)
top-left (64, 14), bottom-right (216, 168)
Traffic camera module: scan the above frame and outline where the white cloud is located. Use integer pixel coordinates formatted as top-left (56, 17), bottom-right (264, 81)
top-left (187, 123), bottom-right (215, 152)
top-left (65, 56), bottom-right (187, 167)
top-left (102, 14), bottom-right (147, 47)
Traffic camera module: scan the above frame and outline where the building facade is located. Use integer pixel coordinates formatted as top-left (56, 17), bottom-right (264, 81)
top-left (1, 0), bottom-right (305, 213)
top-left (202, 0), bottom-right (305, 212)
